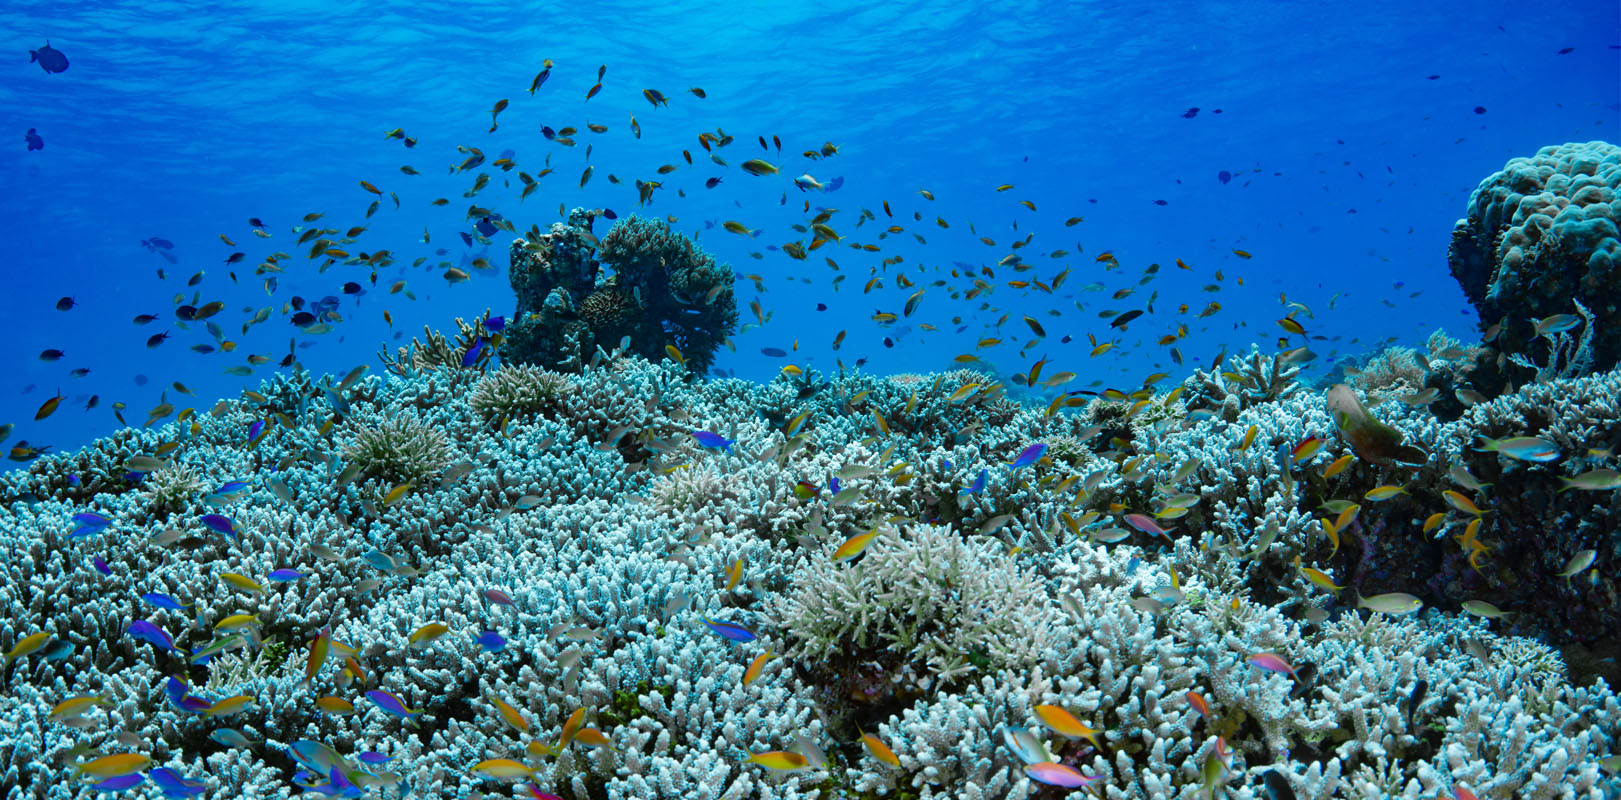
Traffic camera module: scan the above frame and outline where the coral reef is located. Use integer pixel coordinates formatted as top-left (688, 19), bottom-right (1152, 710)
top-left (502, 209), bottom-right (739, 375)
top-left (0, 349), bottom-right (1617, 799)
top-left (1448, 141), bottom-right (1621, 370)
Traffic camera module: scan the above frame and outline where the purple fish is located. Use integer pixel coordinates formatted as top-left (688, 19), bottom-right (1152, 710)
top-left (702, 618), bottom-right (756, 642)
top-left (140, 592), bottom-right (190, 612)
top-left (72, 511), bottom-right (110, 528)
top-left (1010, 443), bottom-right (1048, 470)
top-left (209, 480), bottom-right (251, 497)
top-left (266, 568), bottom-right (306, 582)
top-left (92, 556), bottom-right (111, 575)
top-left (200, 514), bottom-right (236, 540)
top-left (164, 676), bottom-right (213, 713)
top-left (149, 767), bottom-right (207, 798)
top-left (484, 316), bottom-right (506, 333)
top-left (88, 774), bottom-right (145, 792)
top-left (366, 689), bottom-right (422, 725)
top-left (475, 630), bottom-right (506, 652)
top-left (247, 420), bottom-right (264, 441)
top-left (128, 619), bottom-right (178, 653)
top-left (327, 765), bottom-right (357, 796)
top-left (70, 511), bottom-right (111, 539)
top-left (690, 431), bottom-right (735, 453)
top-left (461, 337), bottom-right (486, 367)
top-left (829, 477), bottom-right (841, 495)
top-left (356, 751), bottom-right (393, 765)
top-left (960, 469), bottom-right (988, 495)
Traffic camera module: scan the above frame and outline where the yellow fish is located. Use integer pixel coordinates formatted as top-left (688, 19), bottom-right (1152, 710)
top-left (470, 758), bottom-right (533, 779)
top-left (219, 573), bottom-right (264, 595)
top-left (4, 631), bottom-right (51, 664)
top-left (861, 731), bottom-right (900, 767)
top-left (1321, 453), bottom-right (1354, 478)
top-left (742, 652), bottom-right (774, 688)
top-left (1033, 704), bottom-right (1104, 750)
top-left (831, 530), bottom-right (880, 563)
top-left (407, 622), bottom-right (450, 649)
top-left (745, 751), bottom-right (808, 771)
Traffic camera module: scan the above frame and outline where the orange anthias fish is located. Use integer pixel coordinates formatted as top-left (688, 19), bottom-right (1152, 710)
top-left (1033, 704), bottom-right (1104, 749)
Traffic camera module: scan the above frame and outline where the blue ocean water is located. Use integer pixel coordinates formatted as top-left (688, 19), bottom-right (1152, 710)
top-left (2, 1), bottom-right (1615, 454)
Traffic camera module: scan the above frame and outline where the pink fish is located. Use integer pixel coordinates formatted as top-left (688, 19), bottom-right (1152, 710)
top-left (1024, 762), bottom-right (1099, 787)
top-left (1124, 513), bottom-right (1172, 539)
top-left (1246, 652), bottom-right (1298, 679)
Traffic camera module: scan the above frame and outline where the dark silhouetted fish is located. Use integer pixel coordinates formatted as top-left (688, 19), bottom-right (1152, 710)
top-left (25, 128), bottom-right (43, 151)
top-left (30, 42), bottom-right (68, 73)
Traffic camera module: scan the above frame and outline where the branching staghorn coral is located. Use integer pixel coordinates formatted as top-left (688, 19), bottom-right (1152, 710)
top-left (1183, 346), bottom-right (1304, 422)
top-left (339, 411), bottom-right (453, 485)
top-left (768, 524), bottom-right (1059, 689)
top-left (468, 364), bottom-right (576, 420)
top-left (378, 314), bottom-right (495, 376)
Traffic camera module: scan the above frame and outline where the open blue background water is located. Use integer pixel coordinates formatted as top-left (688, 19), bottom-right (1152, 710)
top-left (2, 0), bottom-right (1616, 459)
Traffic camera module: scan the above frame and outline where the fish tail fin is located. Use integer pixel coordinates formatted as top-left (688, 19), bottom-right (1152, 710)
top-left (30, 50), bottom-right (37, 62)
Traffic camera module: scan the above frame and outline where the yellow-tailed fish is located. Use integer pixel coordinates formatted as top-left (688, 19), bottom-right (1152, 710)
top-left (4, 631), bottom-right (51, 664)
top-left (745, 751), bottom-right (808, 771)
top-left (1033, 705), bottom-right (1104, 749)
top-left (860, 731), bottom-right (900, 767)
top-left (1321, 518), bottom-right (1340, 558)
top-left (743, 652), bottom-right (773, 688)
top-left (1441, 490), bottom-right (1486, 516)
top-left (573, 727), bottom-right (613, 749)
top-left (559, 707), bottom-right (586, 748)
top-left (220, 573), bottom-right (265, 594)
top-left (470, 758), bottom-right (533, 779)
top-left (1556, 549), bottom-right (1596, 583)
top-left (831, 530), bottom-right (880, 563)
top-left (1357, 592), bottom-right (1423, 615)
top-left (407, 622), bottom-right (450, 649)
top-left (74, 753), bottom-right (152, 780)
top-left (1422, 512), bottom-right (1446, 534)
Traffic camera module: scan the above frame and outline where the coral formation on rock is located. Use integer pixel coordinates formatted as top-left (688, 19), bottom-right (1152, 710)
top-left (1448, 141), bottom-right (1621, 370)
top-left (502, 209), bottom-right (738, 375)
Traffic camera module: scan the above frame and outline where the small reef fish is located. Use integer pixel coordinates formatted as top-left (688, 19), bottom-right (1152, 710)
top-left (1357, 592), bottom-right (1423, 615)
top-left (366, 689), bottom-right (423, 726)
top-left (745, 751), bottom-right (808, 771)
top-left (1475, 435), bottom-right (1559, 462)
top-left (702, 617), bottom-right (756, 642)
top-left (691, 431), bottom-right (735, 452)
top-left (1025, 762), bottom-right (1099, 787)
top-left (1010, 443), bottom-right (1047, 469)
top-left (30, 41), bottom-right (69, 73)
